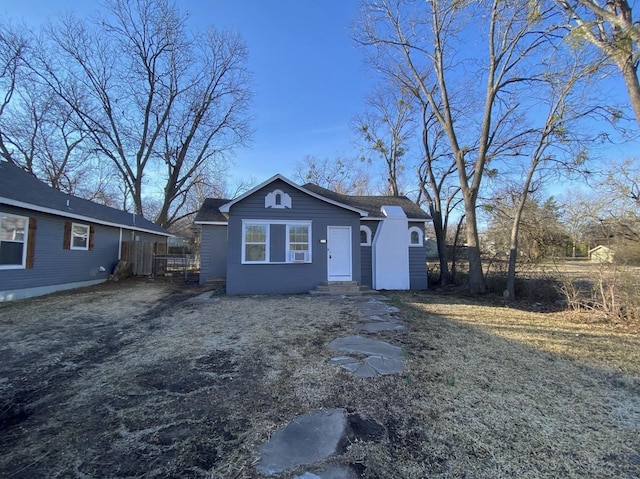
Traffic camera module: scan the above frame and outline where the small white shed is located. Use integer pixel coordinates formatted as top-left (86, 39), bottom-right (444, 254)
top-left (589, 245), bottom-right (615, 263)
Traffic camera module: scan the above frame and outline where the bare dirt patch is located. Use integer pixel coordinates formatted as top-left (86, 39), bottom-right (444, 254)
top-left (1, 280), bottom-right (639, 478)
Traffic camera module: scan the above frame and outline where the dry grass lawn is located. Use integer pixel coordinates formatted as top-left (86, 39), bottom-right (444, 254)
top-left (0, 279), bottom-right (638, 478)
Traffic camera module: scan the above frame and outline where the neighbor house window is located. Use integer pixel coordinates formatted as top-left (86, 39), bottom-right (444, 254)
top-left (71, 223), bottom-right (90, 250)
top-left (360, 225), bottom-right (372, 246)
top-left (243, 223), bottom-right (268, 263)
top-left (409, 226), bottom-right (424, 246)
top-left (287, 223), bottom-right (311, 262)
top-left (0, 213), bottom-right (27, 268)
top-left (63, 221), bottom-right (94, 251)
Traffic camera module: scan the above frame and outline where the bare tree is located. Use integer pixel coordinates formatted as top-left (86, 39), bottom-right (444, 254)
top-left (414, 94), bottom-right (459, 287)
top-left (3, 82), bottom-right (98, 194)
top-left (356, 0), bottom-right (562, 293)
top-left (355, 85), bottom-right (415, 195)
top-left (0, 22), bottom-right (28, 163)
top-left (500, 50), bottom-right (611, 299)
top-left (559, 189), bottom-right (601, 257)
top-left (30, 0), bottom-right (252, 228)
top-left (293, 154), bottom-right (375, 195)
top-left (555, 0), bottom-right (640, 128)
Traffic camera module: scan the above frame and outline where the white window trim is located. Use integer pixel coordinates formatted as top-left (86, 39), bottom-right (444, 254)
top-left (409, 226), bottom-right (424, 247)
top-left (70, 222), bottom-right (90, 251)
top-left (242, 221), bottom-right (270, 264)
top-left (241, 219), bottom-right (313, 264)
top-left (286, 222), bottom-right (312, 263)
top-left (360, 225), bottom-right (372, 246)
top-left (0, 212), bottom-right (28, 270)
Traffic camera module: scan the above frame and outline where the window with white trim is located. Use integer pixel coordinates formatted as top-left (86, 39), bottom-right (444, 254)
top-left (71, 223), bottom-right (90, 250)
top-left (409, 226), bottom-right (424, 246)
top-left (0, 213), bottom-right (27, 268)
top-left (287, 223), bottom-right (311, 262)
top-left (360, 225), bottom-right (372, 246)
top-left (243, 223), bottom-right (269, 263)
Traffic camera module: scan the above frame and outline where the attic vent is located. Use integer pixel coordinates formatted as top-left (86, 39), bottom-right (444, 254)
top-left (290, 251), bottom-right (309, 262)
top-left (265, 189), bottom-right (292, 209)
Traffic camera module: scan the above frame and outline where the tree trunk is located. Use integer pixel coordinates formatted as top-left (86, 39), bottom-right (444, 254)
top-left (616, 53), bottom-right (640, 129)
top-left (506, 218), bottom-right (521, 300)
top-left (450, 214), bottom-right (464, 283)
top-left (464, 202), bottom-right (485, 294)
top-left (429, 208), bottom-right (450, 288)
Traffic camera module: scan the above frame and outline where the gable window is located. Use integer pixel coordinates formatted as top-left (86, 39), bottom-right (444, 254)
top-left (0, 213), bottom-right (27, 268)
top-left (287, 223), bottom-right (311, 262)
top-left (409, 226), bottom-right (424, 246)
top-left (243, 223), bottom-right (268, 263)
top-left (360, 225), bottom-right (372, 246)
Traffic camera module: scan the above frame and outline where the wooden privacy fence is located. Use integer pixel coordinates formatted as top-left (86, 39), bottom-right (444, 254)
top-left (121, 241), bottom-right (166, 276)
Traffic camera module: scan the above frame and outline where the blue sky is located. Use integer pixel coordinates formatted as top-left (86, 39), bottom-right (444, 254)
top-left (3, 0), bottom-right (374, 188)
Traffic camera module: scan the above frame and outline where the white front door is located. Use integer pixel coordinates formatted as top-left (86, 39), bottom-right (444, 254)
top-left (327, 226), bottom-right (352, 281)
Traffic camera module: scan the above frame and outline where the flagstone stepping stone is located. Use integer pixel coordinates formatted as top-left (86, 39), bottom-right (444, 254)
top-left (257, 408), bottom-right (347, 475)
top-left (358, 300), bottom-right (400, 316)
top-left (339, 360), bottom-right (378, 378)
top-left (363, 355), bottom-right (404, 375)
top-left (327, 335), bottom-right (403, 359)
top-left (294, 465), bottom-right (359, 479)
top-left (330, 354), bottom-right (404, 377)
top-left (356, 321), bottom-right (404, 333)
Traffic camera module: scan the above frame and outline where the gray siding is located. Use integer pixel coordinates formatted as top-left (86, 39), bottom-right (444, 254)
top-left (199, 224), bottom-right (228, 284)
top-left (1, 206), bottom-right (112, 291)
top-left (360, 246), bottom-right (372, 287)
top-left (359, 221), bottom-right (379, 288)
top-left (226, 179), bottom-right (361, 294)
top-left (409, 222), bottom-right (428, 290)
top-left (0, 205), bottom-right (166, 298)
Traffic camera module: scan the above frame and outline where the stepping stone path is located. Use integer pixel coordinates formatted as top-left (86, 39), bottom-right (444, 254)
top-left (257, 295), bottom-right (407, 477)
top-left (327, 297), bottom-right (405, 378)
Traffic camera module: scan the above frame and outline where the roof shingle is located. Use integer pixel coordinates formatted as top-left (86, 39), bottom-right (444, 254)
top-left (0, 160), bottom-right (170, 236)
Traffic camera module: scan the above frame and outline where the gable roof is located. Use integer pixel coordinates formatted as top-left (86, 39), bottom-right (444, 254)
top-left (194, 198), bottom-right (232, 223)
top-left (0, 159), bottom-right (171, 236)
top-left (221, 174), bottom-right (369, 216)
top-left (194, 174), bottom-right (431, 224)
top-left (302, 183), bottom-right (431, 221)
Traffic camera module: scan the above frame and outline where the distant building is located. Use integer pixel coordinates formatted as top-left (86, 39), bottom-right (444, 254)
top-left (589, 245), bottom-right (615, 263)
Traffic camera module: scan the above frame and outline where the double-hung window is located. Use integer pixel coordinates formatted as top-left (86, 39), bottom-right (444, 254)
top-left (287, 224), bottom-right (310, 262)
top-left (63, 221), bottom-right (93, 251)
top-left (71, 223), bottom-right (90, 250)
top-left (243, 223), bottom-right (268, 263)
top-left (0, 213), bottom-right (27, 268)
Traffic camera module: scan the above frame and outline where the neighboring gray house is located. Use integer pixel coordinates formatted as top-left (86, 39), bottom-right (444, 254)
top-left (195, 174), bottom-right (431, 295)
top-left (0, 159), bottom-right (171, 301)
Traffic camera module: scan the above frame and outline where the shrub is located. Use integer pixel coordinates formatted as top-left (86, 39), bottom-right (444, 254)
top-left (559, 264), bottom-right (640, 322)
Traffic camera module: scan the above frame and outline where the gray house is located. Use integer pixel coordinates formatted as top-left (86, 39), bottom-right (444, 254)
top-left (195, 174), bottom-right (431, 295)
top-left (0, 159), bottom-right (171, 301)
